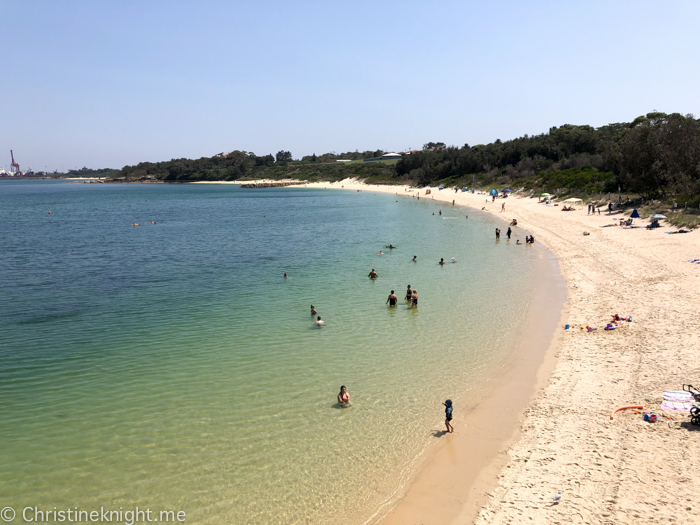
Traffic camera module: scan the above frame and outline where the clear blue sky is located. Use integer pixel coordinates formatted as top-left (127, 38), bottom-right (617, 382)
top-left (2, 0), bottom-right (699, 171)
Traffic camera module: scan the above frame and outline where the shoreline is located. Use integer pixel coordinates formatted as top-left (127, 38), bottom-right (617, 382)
top-left (297, 180), bottom-right (568, 525)
top-left (298, 179), bottom-right (700, 524)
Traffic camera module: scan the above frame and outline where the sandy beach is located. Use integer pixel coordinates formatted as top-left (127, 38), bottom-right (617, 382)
top-left (295, 179), bottom-right (700, 524)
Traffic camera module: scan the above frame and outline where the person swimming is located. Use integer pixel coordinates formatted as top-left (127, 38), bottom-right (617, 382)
top-left (338, 385), bottom-right (350, 406)
top-left (368, 269), bottom-right (379, 278)
top-left (315, 316), bottom-right (325, 326)
top-left (451, 257), bottom-right (456, 263)
top-left (284, 272), bottom-right (288, 278)
top-left (439, 258), bottom-right (445, 265)
top-left (377, 250), bottom-right (385, 255)
top-left (387, 244), bottom-right (397, 249)
top-left (412, 255), bottom-right (417, 262)
top-left (386, 290), bottom-right (398, 306)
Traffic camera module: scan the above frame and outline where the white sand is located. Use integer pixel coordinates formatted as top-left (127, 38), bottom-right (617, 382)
top-left (302, 179), bottom-right (700, 525)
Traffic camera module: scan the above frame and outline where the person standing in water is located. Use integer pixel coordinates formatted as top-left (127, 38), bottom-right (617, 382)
top-left (315, 316), bottom-right (325, 326)
top-left (311, 305), bottom-right (317, 315)
top-left (411, 289), bottom-right (418, 307)
top-left (495, 228), bottom-right (500, 240)
top-left (405, 285), bottom-right (413, 301)
top-left (412, 255), bottom-right (417, 262)
top-left (386, 290), bottom-right (398, 306)
top-left (338, 385), bottom-right (350, 406)
top-left (506, 227), bottom-right (511, 240)
top-left (439, 258), bottom-right (445, 265)
top-left (284, 272), bottom-right (288, 278)
top-left (368, 269), bottom-right (379, 278)
top-left (443, 399), bottom-right (454, 433)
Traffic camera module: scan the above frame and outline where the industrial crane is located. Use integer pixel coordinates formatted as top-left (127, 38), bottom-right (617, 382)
top-left (10, 150), bottom-right (21, 174)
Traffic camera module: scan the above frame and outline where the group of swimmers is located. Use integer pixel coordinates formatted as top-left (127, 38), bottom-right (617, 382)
top-left (385, 285), bottom-right (418, 307)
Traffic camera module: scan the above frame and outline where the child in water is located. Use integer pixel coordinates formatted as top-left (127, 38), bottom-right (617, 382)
top-left (338, 385), bottom-right (350, 406)
top-left (443, 399), bottom-right (454, 433)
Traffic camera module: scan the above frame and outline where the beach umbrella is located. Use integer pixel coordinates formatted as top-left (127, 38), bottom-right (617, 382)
top-left (502, 189), bottom-right (512, 193)
top-left (541, 193), bottom-right (551, 197)
top-left (490, 189), bottom-right (498, 196)
top-left (630, 209), bottom-right (640, 219)
top-left (650, 214), bottom-right (667, 219)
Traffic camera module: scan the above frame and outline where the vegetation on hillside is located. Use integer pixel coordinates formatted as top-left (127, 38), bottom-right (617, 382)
top-left (112, 112), bottom-right (700, 207)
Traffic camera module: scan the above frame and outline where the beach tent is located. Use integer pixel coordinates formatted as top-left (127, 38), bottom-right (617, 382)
top-left (630, 209), bottom-right (640, 219)
top-left (438, 185), bottom-right (444, 190)
top-left (563, 198), bottom-right (582, 203)
top-left (490, 189), bottom-right (498, 196)
top-left (651, 214), bottom-right (668, 219)
top-left (502, 189), bottom-right (512, 193)
top-left (462, 187), bottom-right (469, 192)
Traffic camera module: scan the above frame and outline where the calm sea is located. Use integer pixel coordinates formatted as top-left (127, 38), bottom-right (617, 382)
top-left (0, 181), bottom-right (555, 524)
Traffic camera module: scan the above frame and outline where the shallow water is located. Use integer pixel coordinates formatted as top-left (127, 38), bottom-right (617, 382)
top-left (0, 181), bottom-right (553, 524)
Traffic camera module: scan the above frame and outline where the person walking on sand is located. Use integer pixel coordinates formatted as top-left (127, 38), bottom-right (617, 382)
top-left (405, 285), bottom-right (413, 301)
top-left (386, 290), bottom-right (398, 306)
top-left (507, 227), bottom-right (511, 240)
top-left (501, 202), bottom-right (505, 212)
top-left (443, 399), bottom-right (454, 433)
top-left (338, 385), bottom-right (350, 406)
top-left (368, 269), bottom-right (379, 279)
top-left (495, 228), bottom-right (500, 240)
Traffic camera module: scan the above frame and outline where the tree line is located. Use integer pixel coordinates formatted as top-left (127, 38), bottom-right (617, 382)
top-left (113, 112), bottom-right (700, 202)
top-left (396, 112), bottom-right (700, 201)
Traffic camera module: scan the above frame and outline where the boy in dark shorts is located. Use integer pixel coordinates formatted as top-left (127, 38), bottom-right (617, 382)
top-left (443, 399), bottom-right (454, 433)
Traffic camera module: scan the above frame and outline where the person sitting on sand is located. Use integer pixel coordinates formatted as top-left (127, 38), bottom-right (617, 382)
top-left (315, 316), bottom-right (325, 326)
top-left (338, 385), bottom-right (350, 405)
top-left (368, 269), bottom-right (379, 278)
top-left (439, 258), bottom-right (445, 265)
top-left (311, 305), bottom-right (317, 315)
top-left (386, 290), bottom-right (398, 306)
top-left (516, 239), bottom-right (522, 245)
top-left (510, 219), bottom-right (518, 226)
top-left (443, 399), bottom-right (454, 433)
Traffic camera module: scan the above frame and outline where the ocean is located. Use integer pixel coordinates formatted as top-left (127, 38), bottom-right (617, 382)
top-left (0, 180), bottom-right (556, 524)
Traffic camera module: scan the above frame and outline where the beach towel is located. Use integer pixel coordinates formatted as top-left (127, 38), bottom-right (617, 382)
top-left (660, 400), bottom-right (699, 412)
top-left (663, 391), bottom-right (695, 402)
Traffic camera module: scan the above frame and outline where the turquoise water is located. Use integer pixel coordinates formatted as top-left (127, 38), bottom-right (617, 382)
top-left (0, 181), bottom-right (553, 524)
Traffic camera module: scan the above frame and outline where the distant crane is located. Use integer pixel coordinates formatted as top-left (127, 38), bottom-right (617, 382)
top-left (10, 150), bottom-right (20, 174)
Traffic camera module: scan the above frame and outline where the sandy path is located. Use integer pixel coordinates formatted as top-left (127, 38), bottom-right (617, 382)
top-left (305, 180), bottom-right (700, 525)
